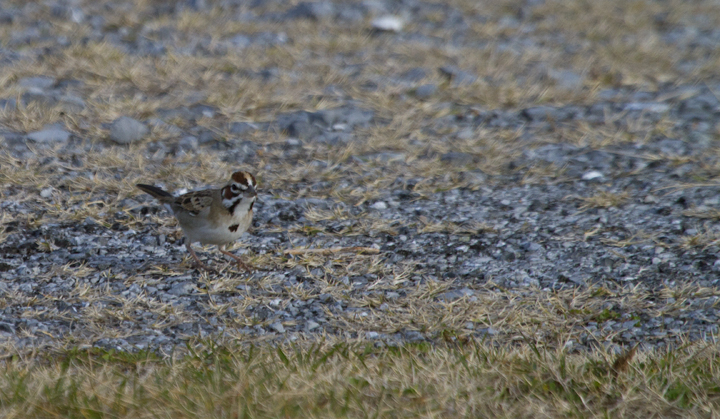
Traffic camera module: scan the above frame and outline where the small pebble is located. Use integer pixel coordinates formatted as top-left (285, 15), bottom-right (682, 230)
top-left (582, 171), bottom-right (604, 180)
top-left (110, 117), bottom-right (149, 144)
top-left (372, 15), bottom-right (404, 32)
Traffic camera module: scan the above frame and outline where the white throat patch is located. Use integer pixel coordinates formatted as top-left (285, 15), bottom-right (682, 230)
top-left (223, 193), bottom-right (255, 215)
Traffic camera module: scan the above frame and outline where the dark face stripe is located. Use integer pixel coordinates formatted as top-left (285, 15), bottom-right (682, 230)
top-left (225, 171), bottom-right (257, 215)
top-left (227, 197), bottom-right (242, 215)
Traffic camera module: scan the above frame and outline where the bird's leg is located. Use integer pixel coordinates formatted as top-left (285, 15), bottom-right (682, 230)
top-left (186, 242), bottom-right (211, 270)
top-left (219, 245), bottom-right (254, 272)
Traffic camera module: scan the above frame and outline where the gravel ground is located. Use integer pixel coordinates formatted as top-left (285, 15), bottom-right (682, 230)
top-left (1, 0), bottom-right (720, 355)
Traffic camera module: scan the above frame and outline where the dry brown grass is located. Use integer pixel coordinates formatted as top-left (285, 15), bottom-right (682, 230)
top-left (679, 227), bottom-right (720, 250)
top-left (578, 190), bottom-right (630, 210)
top-left (0, 340), bottom-right (718, 418)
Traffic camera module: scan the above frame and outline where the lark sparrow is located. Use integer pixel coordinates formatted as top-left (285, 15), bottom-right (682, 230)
top-left (136, 171), bottom-right (258, 271)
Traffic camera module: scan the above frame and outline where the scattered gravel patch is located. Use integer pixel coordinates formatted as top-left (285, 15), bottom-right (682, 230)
top-left (1, 0), bottom-right (720, 355)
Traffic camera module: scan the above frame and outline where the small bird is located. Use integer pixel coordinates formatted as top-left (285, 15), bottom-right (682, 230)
top-left (136, 171), bottom-right (258, 271)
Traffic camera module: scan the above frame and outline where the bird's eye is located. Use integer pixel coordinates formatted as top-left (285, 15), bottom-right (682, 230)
top-left (231, 184), bottom-right (239, 192)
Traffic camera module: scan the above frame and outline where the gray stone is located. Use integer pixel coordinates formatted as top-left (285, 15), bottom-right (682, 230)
top-left (0, 11), bottom-right (14, 24)
top-left (596, 89), bottom-right (621, 100)
top-left (337, 7), bottom-right (365, 23)
top-left (361, 0), bottom-right (389, 14)
top-left (624, 102), bottom-right (671, 113)
top-left (441, 152), bottom-right (475, 166)
top-left (273, 111), bottom-right (326, 139)
top-left (110, 117), bottom-right (149, 144)
top-left (276, 110), bottom-right (311, 130)
top-left (400, 68), bottom-right (427, 82)
top-left (285, 2), bottom-right (334, 20)
top-left (342, 108), bottom-right (374, 127)
top-left (415, 84), bottom-right (437, 98)
top-left (21, 90), bottom-right (58, 107)
top-left (548, 69), bottom-right (584, 90)
top-left (315, 133), bottom-right (354, 144)
top-left (228, 34), bottom-right (251, 49)
top-left (251, 33), bottom-right (288, 48)
top-left (522, 106), bottom-right (556, 121)
top-left (0, 98), bottom-right (17, 111)
top-left (27, 124), bottom-right (71, 143)
top-left (437, 288), bottom-right (474, 302)
top-left (356, 152), bottom-right (406, 163)
top-left (18, 76), bottom-right (55, 90)
top-left (234, 141), bottom-right (259, 158)
top-left (10, 27), bottom-right (41, 46)
top-left (438, 66), bottom-right (477, 86)
top-left (229, 122), bottom-right (258, 135)
top-left (0, 322), bottom-right (14, 334)
top-left (456, 128), bottom-right (474, 140)
top-left (622, 320), bottom-right (639, 329)
top-left (196, 129), bottom-right (220, 145)
top-left (175, 0), bottom-right (209, 12)
top-left (168, 282), bottom-right (194, 296)
top-left (479, 327), bottom-right (499, 336)
top-left (404, 331), bottom-right (425, 342)
top-left (287, 120), bottom-right (323, 139)
top-left (189, 104), bottom-right (216, 119)
top-left (59, 95), bottom-right (85, 111)
top-left (178, 136), bottom-right (198, 150)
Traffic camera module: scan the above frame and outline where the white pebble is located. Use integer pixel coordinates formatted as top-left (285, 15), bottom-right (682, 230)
top-left (40, 188), bottom-right (53, 198)
top-left (372, 15), bottom-right (404, 32)
top-left (582, 170), bottom-right (604, 180)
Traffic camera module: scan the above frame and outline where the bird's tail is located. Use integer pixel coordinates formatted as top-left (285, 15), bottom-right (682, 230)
top-left (136, 184), bottom-right (174, 203)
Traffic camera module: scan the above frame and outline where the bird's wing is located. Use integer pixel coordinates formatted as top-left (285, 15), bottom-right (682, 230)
top-left (173, 190), bottom-right (214, 216)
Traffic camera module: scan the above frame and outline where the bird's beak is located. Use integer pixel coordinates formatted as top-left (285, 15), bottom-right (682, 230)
top-left (246, 185), bottom-right (257, 197)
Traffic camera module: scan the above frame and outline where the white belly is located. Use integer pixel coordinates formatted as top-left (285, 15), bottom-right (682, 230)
top-left (183, 222), bottom-right (247, 245)
top-left (177, 210), bottom-right (253, 246)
